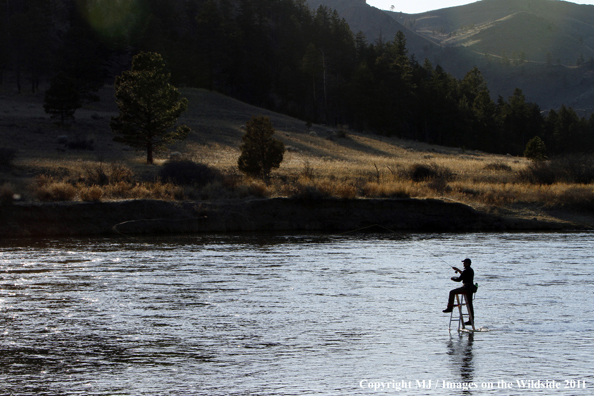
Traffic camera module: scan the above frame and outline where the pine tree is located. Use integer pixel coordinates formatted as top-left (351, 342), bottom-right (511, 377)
top-left (238, 116), bottom-right (285, 181)
top-left (111, 52), bottom-right (190, 164)
top-left (524, 136), bottom-right (547, 161)
top-left (43, 72), bottom-right (82, 125)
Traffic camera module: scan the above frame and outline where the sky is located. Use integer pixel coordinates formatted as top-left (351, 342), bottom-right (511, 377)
top-left (366, 0), bottom-right (594, 14)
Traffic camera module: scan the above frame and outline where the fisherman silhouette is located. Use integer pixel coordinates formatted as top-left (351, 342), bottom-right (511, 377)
top-left (442, 258), bottom-right (477, 325)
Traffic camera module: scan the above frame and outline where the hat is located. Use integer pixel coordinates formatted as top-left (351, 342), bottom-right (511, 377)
top-left (462, 258), bottom-right (471, 264)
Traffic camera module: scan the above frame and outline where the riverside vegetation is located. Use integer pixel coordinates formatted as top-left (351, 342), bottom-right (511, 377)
top-left (0, 84), bottom-right (593, 228)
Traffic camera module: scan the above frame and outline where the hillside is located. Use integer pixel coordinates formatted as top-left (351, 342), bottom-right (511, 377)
top-left (0, 83), bottom-right (487, 181)
top-left (312, 0), bottom-right (594, 112)
top-left (389, 0), bottom-right (594, 111)
top-left (306, 0), bottom-right (440, 56)
top-left (1, 84), bottom-right (594, 231)
top-left (395, 0), bottom-right (594, 65)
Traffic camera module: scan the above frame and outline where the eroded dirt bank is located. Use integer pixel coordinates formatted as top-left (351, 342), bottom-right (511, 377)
top-left (1, 197), bottom-right (585, 238)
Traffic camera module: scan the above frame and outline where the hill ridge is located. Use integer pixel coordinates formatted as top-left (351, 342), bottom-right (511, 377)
top-left (312, 0), bottom-right (594, 111)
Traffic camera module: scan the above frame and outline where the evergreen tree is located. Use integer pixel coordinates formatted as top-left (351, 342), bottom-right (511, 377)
top-left (555, 104), bottom-right (587, 153)
top-left (238, 116), bottom-right (285, 181)
top-left (459, 67), bottom-right (488, 105)
top-left (498, 88), bottom-right (542, 155)
top-left (372, 31), bottom-right (414, 135)
top-left (524, 136), bottom-right (547, 161)
top-left (111, 52), bottom-right (190, 164)
top-left (43, 72), bottom-right (82, 125)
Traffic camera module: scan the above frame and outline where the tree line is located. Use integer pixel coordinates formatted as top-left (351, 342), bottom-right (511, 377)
top-left (2, 0), bottom-right (593, 156)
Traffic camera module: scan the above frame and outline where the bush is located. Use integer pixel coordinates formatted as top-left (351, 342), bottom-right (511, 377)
top-left (556, 154), bottom-right (594, 184)
top-left (80, 186), bottom-right (103, 202)
top-left (159, 160), bottom-right (220, 186)
top-left (518, 155), bottom-right (594, 185)
top-left (108, 163), bottom-right (135, 184)
top-left (83, 163), bottom-right (109, 186)
top-left (405, 163), bottom-right (454, 182)
top-left (524, 136), bottom-right (547, 161)
top-left (0, 147), bottom-right (17, 167)
top-left (237, 180), bottom-right (269, 198)
top-left (37, 182), bottom-right (77, 201)
top-left (518, 161), bottom-right (557, 185)
top-left (82, 163), bottom-right (134, 186)
top-left (238, 116), bottom-right (285, 181)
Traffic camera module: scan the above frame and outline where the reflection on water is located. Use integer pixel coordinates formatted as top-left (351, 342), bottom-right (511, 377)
top-left (447, 333), bottom-right (474, 394)
top-left (0, 232), bottom-right (593, 395)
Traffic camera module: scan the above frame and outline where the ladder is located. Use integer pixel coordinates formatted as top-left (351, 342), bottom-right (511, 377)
top-left (449, 293), bottom-right (475, 332)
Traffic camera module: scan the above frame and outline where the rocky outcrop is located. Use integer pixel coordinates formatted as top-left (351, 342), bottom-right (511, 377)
top-left (0, 197), bottom-right (573, 238)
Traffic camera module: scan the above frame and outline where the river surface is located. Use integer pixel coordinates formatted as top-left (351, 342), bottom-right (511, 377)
top-left (0, 232), bottom-right (593, 395)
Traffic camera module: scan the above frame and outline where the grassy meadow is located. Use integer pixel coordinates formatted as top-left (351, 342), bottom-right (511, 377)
top-left (1, 84), bottom-right (593, 225)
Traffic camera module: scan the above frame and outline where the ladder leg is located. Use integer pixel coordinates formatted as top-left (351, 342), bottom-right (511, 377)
top-left (449, 294), bottom-right (460, 332)
top-left (466, 293), bottom-right (476, 331)
top-left (457, 294), bottom-right (465, 331)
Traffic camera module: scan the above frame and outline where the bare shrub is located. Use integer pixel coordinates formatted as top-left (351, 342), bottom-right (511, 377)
top-left (124, 181), bottom-right (182, 200)
top-left (237, 180), bottom-right (268, 198)
top-left (290, 177), bottom-right (329, 200)
top-left (519, 155), bottom-right (594, 185)
top-left (80, 186), bottom-right (103, 202)
top-left (81, 163), bottom-right (135, 186)
top-left (556, 155), bottom-right (594, 184)
top-left (151, 182), bottom-right (184, 200)
top-left (329, 182), bottom-right (357, 199)
top-left (100, 180), bottom-right (178, 200)
top-left (36, 174), bottom-right (55, 188)
top-left (301, 159), bottom-right (315, 179)
top-left (83, 163), bottom-right (109, 186)
top-left (102, 181), bottom-right (132, 198)
top-left (404, 163), bottom-right (454, 183)
top-left (518, 161), bottom-right (557, 185)
top-left (37, 182), bottom-right (77, 201)
top-left (108, 163), bottom-right (135, 184)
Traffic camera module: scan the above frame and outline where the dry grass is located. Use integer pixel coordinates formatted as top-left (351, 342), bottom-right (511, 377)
top-left (0, 85), bottom-right (592, 222)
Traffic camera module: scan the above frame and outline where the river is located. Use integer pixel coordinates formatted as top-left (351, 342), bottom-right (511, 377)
top-left (0, 232), bottom-right (592, 395)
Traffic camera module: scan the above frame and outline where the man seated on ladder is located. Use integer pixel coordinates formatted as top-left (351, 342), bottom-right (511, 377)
top-left (442, 258), bottom-right (477, 326)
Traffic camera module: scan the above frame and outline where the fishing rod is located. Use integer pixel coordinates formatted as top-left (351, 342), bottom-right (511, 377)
top-left (428, 251), bottom-right (452, 267)
top-left (428, 251), bottom-right (465, 274)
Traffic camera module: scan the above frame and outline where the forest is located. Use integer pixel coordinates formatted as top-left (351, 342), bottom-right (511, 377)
top-left (2, 0), bottom-right (593, 157)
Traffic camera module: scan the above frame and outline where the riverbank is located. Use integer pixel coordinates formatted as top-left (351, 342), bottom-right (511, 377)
top-left (0, 197), bottom-right (589, 238)
top-left (2, 86), bottom-right (593, 236)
